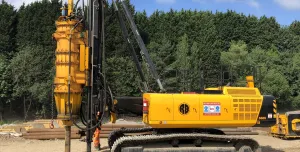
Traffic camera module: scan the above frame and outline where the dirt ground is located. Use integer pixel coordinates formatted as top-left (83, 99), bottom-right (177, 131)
top-left (1, 132), bottom-right (300, 152)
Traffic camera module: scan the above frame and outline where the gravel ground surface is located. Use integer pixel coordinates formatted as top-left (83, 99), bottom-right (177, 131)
top-left (1, 132), bottom-right (300, 152)
top-left (1, 117), bottom-right (300, 152)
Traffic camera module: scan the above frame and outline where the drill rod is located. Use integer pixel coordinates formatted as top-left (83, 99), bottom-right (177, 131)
top-left (65, 126), bottom-right (71, 152)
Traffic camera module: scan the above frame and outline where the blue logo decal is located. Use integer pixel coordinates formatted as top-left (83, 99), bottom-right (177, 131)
top-left (215, 106), bottom-right (220, 112)
top-left (204, 106), bottom-right (209, 112)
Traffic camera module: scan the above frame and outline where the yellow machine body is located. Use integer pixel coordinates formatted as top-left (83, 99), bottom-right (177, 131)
top-left (271, 111), bottom-right (300, 139)
top-left (143, 86), bottom-right (277, 128)
top-left (52, 14), bottom-right (88, 121)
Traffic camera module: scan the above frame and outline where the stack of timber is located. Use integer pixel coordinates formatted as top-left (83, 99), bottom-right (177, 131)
top-left (0, 124), bottom-right (32, 134)
top-left (99, 123), bottom-right (258, 138)
top-left (23, 119), bottom-right (63, 129)
top-left (100, 123), bottom-right (147, 138)
top-left (23, 128), bottom-right (81, 140)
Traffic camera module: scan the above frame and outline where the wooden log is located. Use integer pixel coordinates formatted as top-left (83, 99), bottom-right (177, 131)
top-left (23, 134), bottom-right (81, 140)
top-left (23, 132), bottom-right (80, 136)
top-left (99, 130), bottom-right (112, 134)
top-left (23, 132), bottom-right (79, 137)
top-left (100, 128), bottom-right (116, 131)
top-left (101, 124), bottom-right (145, 128)
top-left (27, 128), bottom-right (79, 133)
top-left (23, 122), bottom-right (49, 125)
top-left (0, 129), bottom-right (15, 132)
top-left (34, 119), bottom-right (52, 122)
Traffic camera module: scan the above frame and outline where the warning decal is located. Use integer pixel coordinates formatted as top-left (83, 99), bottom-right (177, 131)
top-left (203, 102), bottom-right (221, 116)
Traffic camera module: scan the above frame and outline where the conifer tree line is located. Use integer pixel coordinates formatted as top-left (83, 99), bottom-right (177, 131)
top-left (0, 0), bottom-right (300, 119)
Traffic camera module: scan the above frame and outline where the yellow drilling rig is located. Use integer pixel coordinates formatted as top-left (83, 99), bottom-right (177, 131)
top-left (51, 0), bottom-right (299, 152)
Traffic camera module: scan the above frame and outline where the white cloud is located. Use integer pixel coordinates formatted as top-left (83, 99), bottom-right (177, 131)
top-left (274, 0), bottom-right (300, 10)
top-left (193, 0), bottom-right (260, 9)
top-left (247, 0), bottom-right (260, 8)
top-left (215, 0), bottom-right (239, 2)
top-left (192, 0), bottom-right (207, 3)
top-left (156, 0), bottom-right (176, 4)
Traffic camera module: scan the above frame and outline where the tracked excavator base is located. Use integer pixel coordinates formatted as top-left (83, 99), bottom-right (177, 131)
top-left (121, 147), bottom-right (237, 152)
top-left (108, 128), bottom-right (261, 152)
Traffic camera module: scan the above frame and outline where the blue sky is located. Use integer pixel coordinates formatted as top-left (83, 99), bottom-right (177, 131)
top-left (5, 0), bottom-right (300, 26)
top-left (130, 0), bottom-right (300, 26)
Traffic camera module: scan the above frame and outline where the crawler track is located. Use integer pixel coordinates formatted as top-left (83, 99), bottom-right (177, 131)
top-left (108, 127), bottom-right (154, 149)
top-left (108, 128), bottom-right (261, 152)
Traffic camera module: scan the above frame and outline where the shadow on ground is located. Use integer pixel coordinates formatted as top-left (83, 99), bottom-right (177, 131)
top-left (261, 146), bottom-right (284, 152)
top-left (100, 146), bottom-right (110, 152)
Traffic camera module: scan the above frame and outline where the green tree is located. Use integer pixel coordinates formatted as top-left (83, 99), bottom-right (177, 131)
top-left (261, 69), bottom-right (291, 108)
top-left (221, 41), bottom-right (251, 85)
top-left (172, 34), bottom-right (190, 69)
top-left (287, 52), bottom-right (300, 99)
top-left (276, 27), bottom-right (300, 52)
top-left (106, 56), bottom-right (141, 96)
top-left (289, 21), bottom-right (300, 36)
top-left (292, 95), bottom-right (300, 110)
top-left (9, 45), bottom-right (54, 117)
top-left (254, 16), bottom-right (280, 49)
top-left (171, 34), bottom-right (191, 91)
top-left (147, 37), bottom-right (176, 91)
top-left (16, 0), bottom-right (61, 47)
top-left (0, 0), bottom-right (17, 57)
top-left (221, 40), bottom-right (248, 67)
top-left (0, 55), bottom-right (12, 106)
top-left (190, 42), bottom-right (202, 90)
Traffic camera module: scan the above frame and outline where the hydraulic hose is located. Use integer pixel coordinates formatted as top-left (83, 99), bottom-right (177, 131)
top-left (74, 0), bottom-right (80, 11)
top-left (80, 83), bottom-right (113, 127)
top-left (67, 22), bottom-right (102, 131)
top-left (67, 9), bottom-right (114, 131)
top-left (80, 102), bottom-right (88, 126)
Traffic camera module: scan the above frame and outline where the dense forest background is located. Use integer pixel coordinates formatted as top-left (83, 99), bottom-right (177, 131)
top-left (1, 0), bottom-right (300, 121)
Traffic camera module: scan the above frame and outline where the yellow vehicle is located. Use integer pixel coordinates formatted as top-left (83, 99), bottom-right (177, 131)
top-left (143, 86), bottom-right (276, 129)
top-left (52, 0), bottom-right (277, 152)
top-left (108, 83), bottom-right (277, 152)
top-left (271, 111), bottom-right (300, 139)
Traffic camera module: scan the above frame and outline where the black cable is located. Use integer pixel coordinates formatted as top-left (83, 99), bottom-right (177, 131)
top-left (67, 0), bottom-right (115, 132)
top-left (82, 0), bottom-right (85, 28)
top-left (74, 0), bottom-right (80, 12)
top-left (82, 0), bottom-right (85, 15)
top-left (102, 0), bottom-right (108, 121)
top-left (80, 103), bottom-right (88, 126)
top-left (69, 73), bottom-right (113, 130)
top-left (67, 26), bottom-right (102, 131)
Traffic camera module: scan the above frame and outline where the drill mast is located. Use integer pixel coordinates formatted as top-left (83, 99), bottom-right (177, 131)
top-left (52, 0), bottom-right (164, 151)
